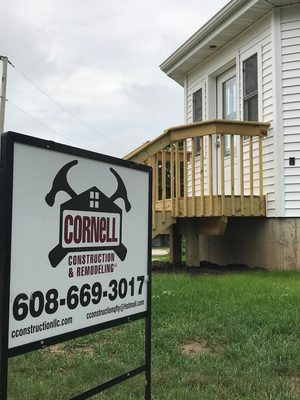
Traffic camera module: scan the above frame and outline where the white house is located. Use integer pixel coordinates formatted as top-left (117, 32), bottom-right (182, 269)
top-left (126, 0), bottom-right (300, 270)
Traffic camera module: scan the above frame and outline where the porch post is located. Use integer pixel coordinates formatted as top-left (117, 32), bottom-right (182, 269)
top-left (185, 220), bottom-right (200, 267)
top-left (169, 224), bottom-right (181, 264)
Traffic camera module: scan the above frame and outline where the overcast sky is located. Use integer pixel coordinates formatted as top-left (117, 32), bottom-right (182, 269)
top-left (0, 0), bottom-right (228, 158)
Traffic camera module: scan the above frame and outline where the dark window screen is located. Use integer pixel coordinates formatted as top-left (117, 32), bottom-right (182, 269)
top-left (193, 89), bottom-right (202, 153)
top-left (193, 89), bottom-right (202, 122)
top-left (243, 54), bottom-right (258, 121)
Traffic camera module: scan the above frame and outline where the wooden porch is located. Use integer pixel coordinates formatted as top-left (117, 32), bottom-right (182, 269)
top-left (125, 119), bottom-right (270, 238)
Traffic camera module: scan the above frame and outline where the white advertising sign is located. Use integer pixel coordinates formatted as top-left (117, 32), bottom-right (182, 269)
top-left (7, 138), bottom-right (150, 351)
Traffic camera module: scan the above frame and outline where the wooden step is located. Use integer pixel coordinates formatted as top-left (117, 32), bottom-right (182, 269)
top-left (196, 216), bottom-right (228, 235)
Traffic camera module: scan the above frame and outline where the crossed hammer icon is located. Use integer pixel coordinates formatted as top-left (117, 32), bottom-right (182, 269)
top-left (45, 160), bottom-right (131, 268)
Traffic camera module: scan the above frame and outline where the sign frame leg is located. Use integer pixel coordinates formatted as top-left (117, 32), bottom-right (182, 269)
top-left (0, 133), bottom-right (14, 400)
top-left (145, 170), bottom-right (152, 400)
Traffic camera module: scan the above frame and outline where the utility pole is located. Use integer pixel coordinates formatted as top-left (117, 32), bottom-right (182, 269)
top-left (0, 56), bottom-right (8, 135)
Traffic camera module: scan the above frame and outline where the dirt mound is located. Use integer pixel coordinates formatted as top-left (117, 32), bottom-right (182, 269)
top-left (152, 260), bottom-right (266, 275)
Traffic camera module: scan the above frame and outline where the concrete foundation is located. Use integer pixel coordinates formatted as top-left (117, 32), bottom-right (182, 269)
top-left (178, 217), bottom-right (300, 270)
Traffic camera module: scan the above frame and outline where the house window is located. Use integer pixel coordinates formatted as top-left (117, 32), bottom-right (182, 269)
top-left (193, 88), bottom-right (202, 154)
top-left (90, 191), bottom-right (99, 208)
top-left (222, 75), bottom-right (237, 156)
top-left (223, 76), bottom-right (236, 121)
top-left (243, 53), bottom-right (258, 121)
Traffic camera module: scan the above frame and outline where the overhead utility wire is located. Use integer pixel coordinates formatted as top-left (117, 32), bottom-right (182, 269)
top-left (6, 98), bottom-right (78, 145)
top-left (9, 61), bottom-right (130, 151)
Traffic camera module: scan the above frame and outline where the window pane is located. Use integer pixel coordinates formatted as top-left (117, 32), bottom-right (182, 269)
top-left (193, 89), bottom-right (202, 122)
top-left (223, 76), bottom-right (236, 120)
top-left (243, 54), bottom-right (257, 97)
top-left (244, 95), bottom-right (258, 121)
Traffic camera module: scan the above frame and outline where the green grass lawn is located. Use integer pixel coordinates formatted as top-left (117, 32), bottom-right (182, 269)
top-left (8, 271), bottom-right (300, 399)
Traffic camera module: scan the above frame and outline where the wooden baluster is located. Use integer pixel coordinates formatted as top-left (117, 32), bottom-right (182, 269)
top-left (170, 143), bottom-right (174, 216)
top-left (156, 154), bottom-right (160, 203)
top-left (220, 134), bottom-right (225, 215)
top-left (175, 142), bottom-right (180, 217)
top-left (249, 136), bottom-right (254, 215)
top-left (240, 135), bottom-right (244, 215)
top-left (162, 150), bottom-right (166, 223)
top-left (208, 135), bottom-right (213, 215)
top-left (200, 136), bottom-right (204, 216)
top-left (191, 138), bottom-right (196, 216)
top-left (183, 140), bottom-right (188, 217)
top-left (259, 136), bottom-right (264, 214)
top-left (230, 135), bottom-right (235, 215)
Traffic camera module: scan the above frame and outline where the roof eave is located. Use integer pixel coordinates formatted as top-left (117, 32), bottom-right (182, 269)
top-left (160, 0), bottom-right (243, 72)
top-left (160, 0), bottom-right (273, 85)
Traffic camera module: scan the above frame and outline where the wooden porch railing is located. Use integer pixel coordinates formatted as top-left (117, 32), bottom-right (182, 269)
top-left (125, 120), bottom-right (270, 231)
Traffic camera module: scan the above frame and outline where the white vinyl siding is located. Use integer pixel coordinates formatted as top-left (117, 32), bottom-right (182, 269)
top-left (281, 4), bottom-right (300, 217)
top-left (185, 12), bottom-right (275, 213)
top-left (261, 36), bottom-right (275, 215)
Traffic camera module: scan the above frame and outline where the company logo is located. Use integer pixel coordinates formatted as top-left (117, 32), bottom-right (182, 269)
top-left (45, 160), bottom-right (131, 268)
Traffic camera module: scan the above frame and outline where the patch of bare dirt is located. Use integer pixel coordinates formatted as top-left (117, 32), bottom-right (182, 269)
top-left (81, 345), bottom-right (93, 353)
top-left (48, 344), bottom-right (64, 354)
top-left (180, 341), bottom-right (209, 356)
top-left (292, 377), bottom-right (300, 395)
top-left (48, 343), bottom-right (94, 354)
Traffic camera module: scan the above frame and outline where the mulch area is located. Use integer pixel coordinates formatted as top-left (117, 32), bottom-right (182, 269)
top-left (152, 261), bottom-right (266, 275)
